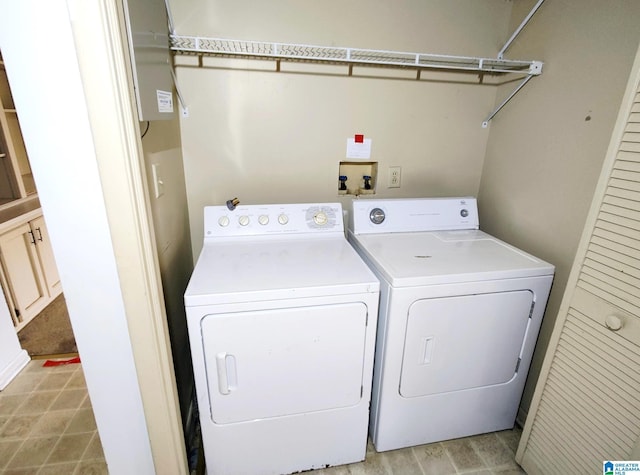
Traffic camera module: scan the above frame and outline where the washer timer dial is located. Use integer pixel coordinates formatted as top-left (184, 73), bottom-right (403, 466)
top-left (278, 214), bottom-right (289, 225)
top-left (313, 211), bottom-right (329, 226)
top-left (369, 208), bottom-right (386, 225)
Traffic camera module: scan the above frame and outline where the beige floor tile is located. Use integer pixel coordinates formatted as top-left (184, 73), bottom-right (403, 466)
top-left (6, 435), bottom-right (58, 470)
top-left (496, 428), bottom-right (522, 453)
top-left (0, 413), bottom-right (10, 433)
top-left (37, 461), bottom-right (80, 475)
top-left (3, 467), bottom-right (40, 475)
top-left (15, 391), bottom-right (59, 415)
top-left (0, 414), bottom-right (43, 439)
top-left (442, 437), bottom-right (487, 472)
top-left (36, 373), bottom-right (74, 392)
top-left (65, 371), bottom-right (87, 390)
top-left (344, 449), bottom-right (389, 475)
top-left (49, 389), bottom-right (87, 411)
top-left (2, 372), bottom-right (47, 395)
top-left (0, 394), bottom-right (24, 416)
top-left (383, 447), bottom-right (422, 475)
top-left (413, 442), bottom-right (457, 475)
top-left (0, 439), bottom-right (24, 469)
top-left (493, 468), bottom-right (526, 475)
top-left (470, 433), bottom-right (519, 468)
top-left (46, 433), bottom-right (92, 464)
top-left (74, 459), bottom-right (109, 475)
top-left (28, 410), bottom-right (75, 437)
top-left (82, 432), bottom-right (105, 461)
top-left (65, 408), bottom-right (97, 435)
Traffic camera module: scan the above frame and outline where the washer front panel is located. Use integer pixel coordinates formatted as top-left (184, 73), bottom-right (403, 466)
top-left (202, 302), bottom-right (368, 424)
top-left (400, 290), bottom-right (533, 397)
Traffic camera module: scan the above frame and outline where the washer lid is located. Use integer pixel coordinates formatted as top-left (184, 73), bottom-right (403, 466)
top-left (185, 236), bottom-right (379, 306)
top-left (349, 229), bottom-right (554, 287)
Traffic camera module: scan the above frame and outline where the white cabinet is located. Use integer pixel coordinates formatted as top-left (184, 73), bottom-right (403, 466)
top-left (29, 215), bottom-right (61, 297)
top-left (0, 210), bottom-right (61, 330)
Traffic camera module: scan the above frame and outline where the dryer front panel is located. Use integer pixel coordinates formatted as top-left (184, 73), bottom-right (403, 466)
top-left (201, 302), bottom-right (368, 424)
top-left (400, 290), bottom-right (533, 397)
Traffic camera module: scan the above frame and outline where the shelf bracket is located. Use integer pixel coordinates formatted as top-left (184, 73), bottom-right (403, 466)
top-left (498, 0), bottom-right (545, 60)
top-left (482, 74), bottom-right (534, 128)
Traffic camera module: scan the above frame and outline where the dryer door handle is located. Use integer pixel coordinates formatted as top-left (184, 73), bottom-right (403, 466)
top-left (216, 353), bottom-right (237, 395)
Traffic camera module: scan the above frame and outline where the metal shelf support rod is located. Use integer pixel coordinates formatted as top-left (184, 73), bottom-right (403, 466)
top-left (498, 0), bottom-right (545, 60)
top-left (482, 74), bottom-right (533, 128)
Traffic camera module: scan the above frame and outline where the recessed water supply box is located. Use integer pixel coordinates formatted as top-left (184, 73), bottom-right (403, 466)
top-left (338, 162), bottom-right (378, 196)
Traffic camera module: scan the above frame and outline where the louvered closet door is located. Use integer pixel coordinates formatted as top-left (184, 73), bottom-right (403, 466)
top-left (517, 56), bottom-right (640, 474)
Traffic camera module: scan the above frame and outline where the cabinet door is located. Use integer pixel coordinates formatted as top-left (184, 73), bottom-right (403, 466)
top-left (0, 222), bottom-right (47, 325)
top-left (30, 215), bottom-right (61, 296)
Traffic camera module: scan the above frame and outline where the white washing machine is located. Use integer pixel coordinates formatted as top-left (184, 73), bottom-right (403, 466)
top-left (347, 197), bottom-right (554, 452)
top-left (184, 202), bottom-right (379, 475)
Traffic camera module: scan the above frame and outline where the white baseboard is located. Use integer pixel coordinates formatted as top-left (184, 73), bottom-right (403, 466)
top-left (0, 350), bottom-right (30, 391)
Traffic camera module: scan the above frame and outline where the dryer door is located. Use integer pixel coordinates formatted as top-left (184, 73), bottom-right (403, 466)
top-left (201, 302), bottom-right (368, 424)
top-left (400, 290), bottom-right (533, 397)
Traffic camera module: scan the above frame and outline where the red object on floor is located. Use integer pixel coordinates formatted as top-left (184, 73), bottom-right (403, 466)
top-left (42, 356), bottom-right (81, 367)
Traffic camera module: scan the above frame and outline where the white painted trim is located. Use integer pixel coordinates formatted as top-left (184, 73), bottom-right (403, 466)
top-left (67, 1), bottom-right (188, 472)
top-left (0, 349), bottom-right (29, 391)
top-left (0, 1), bottom-right (186, 473)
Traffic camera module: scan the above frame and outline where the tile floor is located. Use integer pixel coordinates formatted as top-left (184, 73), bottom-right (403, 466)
top-left (0, 359), bottom-right (106, 475)
top-left (312, 428), bottom-right (526, 475)
top-left (1, 359), bottom-right (526, 475)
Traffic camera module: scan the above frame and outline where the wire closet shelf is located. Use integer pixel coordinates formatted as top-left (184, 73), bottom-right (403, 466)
top-left (170, 36), bottom-right (543, 76)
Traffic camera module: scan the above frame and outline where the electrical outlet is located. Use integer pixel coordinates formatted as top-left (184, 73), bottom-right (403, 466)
top-left (388, 166), bottom-right (401, 188)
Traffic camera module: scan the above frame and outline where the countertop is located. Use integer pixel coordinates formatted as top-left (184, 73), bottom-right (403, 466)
top-left (0, 195), bottom-right (41, 233)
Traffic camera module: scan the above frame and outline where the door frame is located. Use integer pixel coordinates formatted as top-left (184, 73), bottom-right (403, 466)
top-left (0, 1), bottom-right (187, 473)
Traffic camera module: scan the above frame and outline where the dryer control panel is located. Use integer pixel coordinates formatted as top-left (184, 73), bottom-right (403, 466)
top-left (350, 197), bottom-right (479, 234)
top-left (204, 203), bottom-right (344, 239)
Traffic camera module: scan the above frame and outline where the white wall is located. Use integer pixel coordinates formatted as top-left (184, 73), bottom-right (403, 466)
top-left (171, 0), bottom-right (515, 256)
top-left (478, 0), bottom-right (640, 417)
top-left (140, 117), bottom-right (195, 443)
top-left (0, 2), bottom-right (155, 473)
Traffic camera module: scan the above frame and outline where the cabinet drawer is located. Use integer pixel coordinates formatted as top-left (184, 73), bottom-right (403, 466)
top-left (572, 286), bottom-right (640, 346)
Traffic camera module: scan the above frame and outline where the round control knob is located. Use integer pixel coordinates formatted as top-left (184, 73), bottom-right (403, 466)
top-left (258, 215), bottom-right (269, 226)
top-left (460, 209), bottom-right (469, 218)
top-left (218, 216), bottom-right (230, 227)
top-left (278, 214), bottom-right (289, 225)
top-left (313, 211), bottom-right (329, 226)
top-left (369, 208), bottom-right (386, 225)
top-left (238, 215), bottom-right (250, 226)
top-left (605, 315), bottom-right (623, 331)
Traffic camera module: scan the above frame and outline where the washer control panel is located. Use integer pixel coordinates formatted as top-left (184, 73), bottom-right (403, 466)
top-left (350, 197), bottom-right (479, 234)
top-left (204, 203), bottom-right (343, 238)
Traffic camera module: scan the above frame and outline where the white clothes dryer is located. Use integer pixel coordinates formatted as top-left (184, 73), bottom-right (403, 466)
top-left (347, 197), bottom-right (554, 452)
top-left (185, 203), bottom-right (379, 475)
